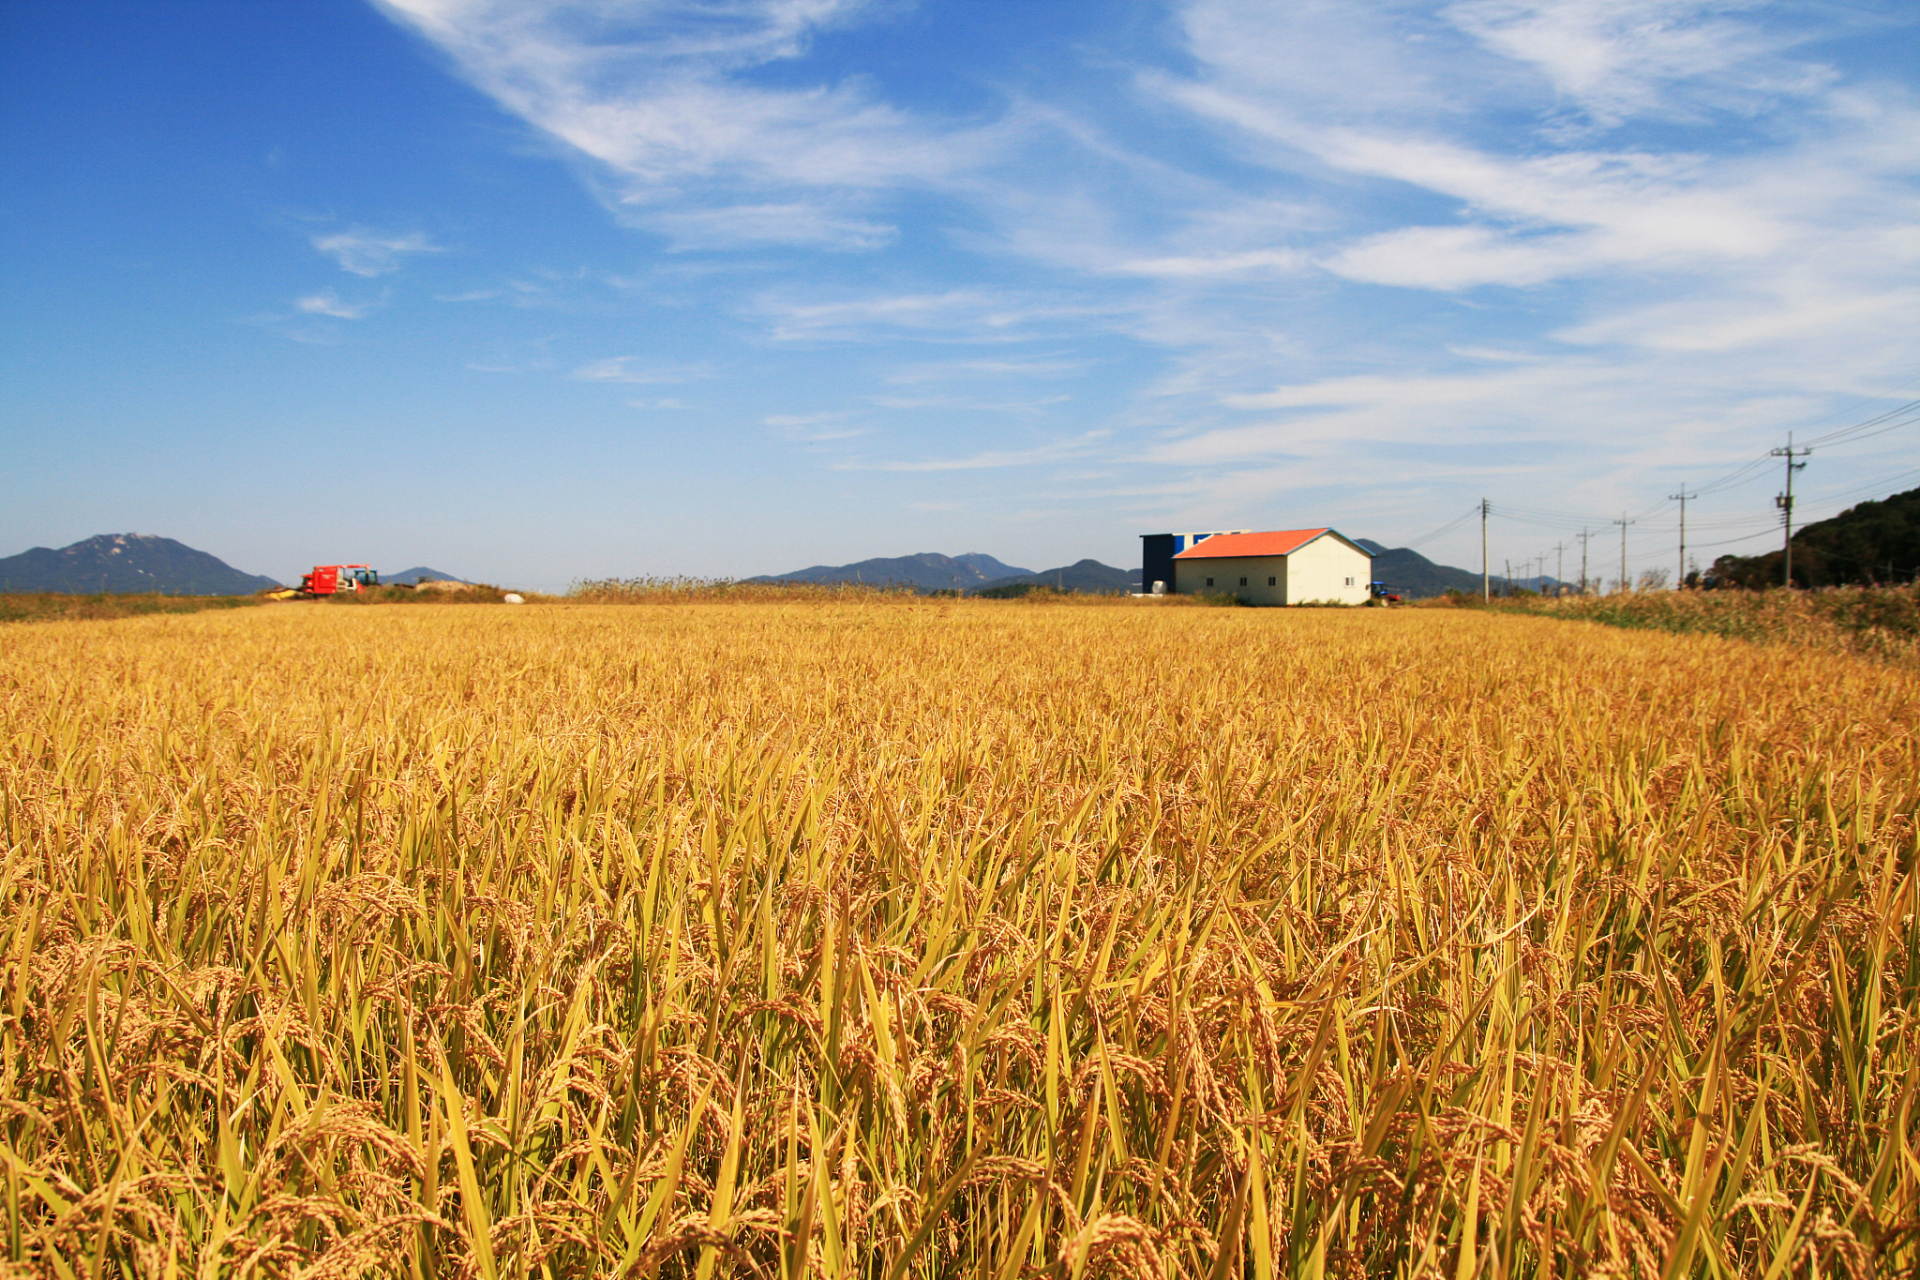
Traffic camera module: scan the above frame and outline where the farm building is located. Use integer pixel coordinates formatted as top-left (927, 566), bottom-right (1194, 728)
top-left (1138, 530), bottom-right (1250, 595)
top-left (1170, 528), bottom-right (1373, 605)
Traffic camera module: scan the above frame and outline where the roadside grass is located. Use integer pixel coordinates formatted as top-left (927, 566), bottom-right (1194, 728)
top-left (570, 580), bottom-right (1178, 605)
top-left (568, 576), bottom-right (914, 603)
top-left (2, 602), bottom-right (1915, 1276)
top-left (318, 583), bottom-right (520, 605)
top-left (1420, 583), bottom-right (1920, 664)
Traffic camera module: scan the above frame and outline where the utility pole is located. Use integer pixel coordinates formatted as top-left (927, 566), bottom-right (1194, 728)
top-left (1504, 558), bottom-right (1511, 597)
top-left (1555, 542), bottom-right (1565, 595)
top-left (1668, 485), bottom-right (1697, 588)
top-left (1480, 499), bottom-right (1489, 601)
top-left (1612, 515), bottom-right (1634, 592)
top-left (1770, 435), bottom-right (1812, 587)
top-left (1577, 528), bottom-right (1591, 594)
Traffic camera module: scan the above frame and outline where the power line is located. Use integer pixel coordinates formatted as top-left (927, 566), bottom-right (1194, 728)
top-left (1385, 377), bottom-right (1918, 578)
top-left (1801, 398), bottom-right (1920, 448)
top-left (1400, 506), bottom-right (1484, 551)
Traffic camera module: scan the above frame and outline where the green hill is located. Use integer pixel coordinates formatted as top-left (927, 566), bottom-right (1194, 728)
top-left (1355, 541), bottom-right (1489, 598)
top-left (751, 552), bottom-right (1031, 592)
top-left (972, 559), bottom-right (1138, 597)
top-left (1710, 486), bottom-right (1920, 588)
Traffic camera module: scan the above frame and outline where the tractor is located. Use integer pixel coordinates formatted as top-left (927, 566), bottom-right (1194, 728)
top-left (264, 564), bottom-right (383, 600)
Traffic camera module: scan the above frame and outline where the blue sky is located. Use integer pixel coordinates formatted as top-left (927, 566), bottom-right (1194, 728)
top-left (4, 0), bottom-right (1917, 589)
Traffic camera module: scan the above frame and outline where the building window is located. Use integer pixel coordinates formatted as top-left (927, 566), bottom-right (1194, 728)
top-left (1239, 577), bottom-right (1247, 587)
top-left (1268, 576), bottom-right (1276, 586)
top-left (1344, 576), bottom-right (1354, 586)
top-left (1205, 577), bottom-right (1214, 587)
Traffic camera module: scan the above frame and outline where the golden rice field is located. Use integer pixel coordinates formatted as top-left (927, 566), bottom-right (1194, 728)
top-left (2, 601), bottom-right (1916, 1278)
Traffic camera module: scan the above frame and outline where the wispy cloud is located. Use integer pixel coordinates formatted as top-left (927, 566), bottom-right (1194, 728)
top-left (649, 203), bottom-right (897, 252)
top-left (839, 431), bottom-right (1108, 472)
top-left (362, 0), bottom-right (1920, 567)
top-left (296, 290), bottom-right (377, 319)
top-left (571, 357), bottom-right (714, 383)
top-left (757, 290), bottom-right (1119, 343)
top-left (312, 228), bottom-right (440, 276)
top-left (866, 393), bottom-right (1070, 417)
top-left (884, 355), bottom-right (1093, 384)
top-left (373, 0), bottom-right (1001, 249)
top-left (1116, 249), bottom-right (1306, 278)
top-left (765, 411), bottom-right (861, 440)
top-left (1442, 0), bottom-right (1841, 129)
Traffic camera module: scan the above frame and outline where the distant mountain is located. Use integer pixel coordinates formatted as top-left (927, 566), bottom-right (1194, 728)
top-left (974, 560), bottom-right (1139, 596)
top-left (1711, 484), bottom-right (1920, 588)
top-left (1357, 543), bottom-right (1484, 598)
top-left (385, 567), bottom-right (469, 585)
top-left (752, 552), bottom-right (1032, 592)
top-left (1359, 541), bottom-right (1568, 597)
top-left (0, 534), bottom-right (279, 596)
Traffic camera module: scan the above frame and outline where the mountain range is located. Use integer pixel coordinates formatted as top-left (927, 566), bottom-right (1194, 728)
top-left (0, 535), bottom-right (479, 595)
top-left (751, 551), bottom-right (1031, 592)
top-left (1356, 541), bottom-right (1485, 597)
top-left (0, 534), bottom-right (280, 595)
top-left (761, 542), bottom-right (1487, 598)
top-left (5, 532), bottom-right (1497, 601)
top-left (385, 567), bottom-right (469, 585)
top-left (974, 560), bottom-right (1141, 596)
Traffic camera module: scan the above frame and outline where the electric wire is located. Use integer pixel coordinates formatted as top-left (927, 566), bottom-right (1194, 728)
top-left (1399, 507), bottom-right (1483, 551)
top-left (1385, 376), bottom-right (1918, 567)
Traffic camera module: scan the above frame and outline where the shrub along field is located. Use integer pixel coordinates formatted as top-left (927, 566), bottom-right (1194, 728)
top-left (1424, 584), bottom-right (1920, 667)
top-left (0, 592), bottom-right (262, 624)
top-left (2, 602), bottom-right (1915, 1277)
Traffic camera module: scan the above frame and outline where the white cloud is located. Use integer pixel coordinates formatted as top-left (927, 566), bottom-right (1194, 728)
top-left (1116, 249), bottom-right (1305, 279)
top-left (647, 202), bottom-right (897, 251)
top-left (358, 0), bottom-right (1919, 570)
top-left (297, 291), bottom-right (376, 319)
top-left (757, 289), bottom-right (1119, 343)
top-left (764, 411), bottom-right (861, 440)
top-left (372, 0), bottom-right (998, 249)
top-left (311, 229), bottom-right (440, 276)
top-left (838, 431), bottom-right (1109, 472)
top-left (1442, 0), bottom-right (1836, 128)
top-left (866, 393), bottom-right (1070, 416)
top-left (571, 357), bottom-right (714, 383)
top-left (884, 355), bottom-right (1093, 384)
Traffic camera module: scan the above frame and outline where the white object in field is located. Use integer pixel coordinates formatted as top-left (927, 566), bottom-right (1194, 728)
top-left (503, 593), bottom-right (525, 604)
top-left (1152, 580), bottom-right (1166, 595)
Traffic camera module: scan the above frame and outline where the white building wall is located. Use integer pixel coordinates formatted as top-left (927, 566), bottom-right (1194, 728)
top-left (1173, 556), bottom-right (1287, 604)
top-left (1284, 536), bottom-right (1372, 604)
top-left (1172, 535), bottom-right (1372, 605)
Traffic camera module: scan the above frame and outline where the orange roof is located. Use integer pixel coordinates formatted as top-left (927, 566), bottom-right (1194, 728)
top-left (1172, 528), bottom-right (1334, 559)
